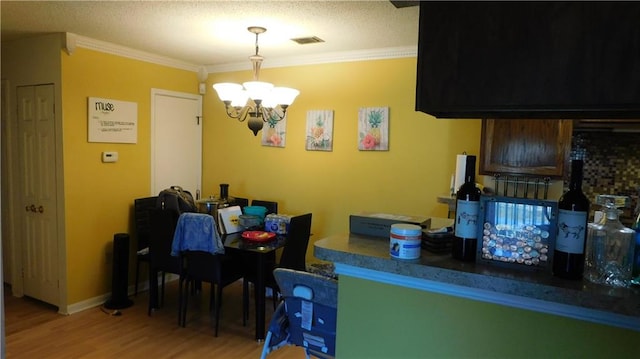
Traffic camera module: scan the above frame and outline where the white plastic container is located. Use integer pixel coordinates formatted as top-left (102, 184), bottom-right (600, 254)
top-left (390, 223), bottom-right (422, 260)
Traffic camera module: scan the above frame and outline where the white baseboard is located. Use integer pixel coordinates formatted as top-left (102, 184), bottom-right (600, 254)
top-left (64, 274), bottom-right (179, 315)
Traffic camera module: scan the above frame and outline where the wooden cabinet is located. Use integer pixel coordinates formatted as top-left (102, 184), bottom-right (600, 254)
top-left (479, 119), bottom-right (573, 178)
top-left (415, 3), bottom-right (640, 120)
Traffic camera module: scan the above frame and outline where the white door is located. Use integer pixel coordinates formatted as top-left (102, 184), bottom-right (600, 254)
top-left (17, 84), bottom-right (59, 306)
top-left (151, 89), bottom-right (202, 198)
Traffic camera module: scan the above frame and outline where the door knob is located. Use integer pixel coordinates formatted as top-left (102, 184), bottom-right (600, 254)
top-left (38, 205), bottom-right (44, 214)
top-left (30, 204), bottom-right (36, 212)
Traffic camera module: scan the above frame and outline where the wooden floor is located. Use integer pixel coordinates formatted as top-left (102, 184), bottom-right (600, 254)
top-left (4, 280), bottom-right (305, 358)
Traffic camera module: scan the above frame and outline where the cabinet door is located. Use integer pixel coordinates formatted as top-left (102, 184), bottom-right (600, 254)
top-left (479, 119), bottom-right (572, 178)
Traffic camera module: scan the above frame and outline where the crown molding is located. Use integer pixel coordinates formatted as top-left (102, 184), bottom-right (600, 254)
top-left (71, 33), bottom-right (201, 72)
top-left (206, 46), bottom-right (417, 73)
top-left (69, 33), bottom-right (417, 75)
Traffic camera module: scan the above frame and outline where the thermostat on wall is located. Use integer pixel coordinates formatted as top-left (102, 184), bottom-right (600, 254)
top-left (102, 151), bottom-right (118, 163)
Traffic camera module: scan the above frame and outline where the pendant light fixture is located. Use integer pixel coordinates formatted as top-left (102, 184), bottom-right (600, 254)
top-left (213, 26), bottom-right (300, 136)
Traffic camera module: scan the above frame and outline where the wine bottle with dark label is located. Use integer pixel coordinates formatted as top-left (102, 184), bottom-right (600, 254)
top-left (452, 155), bottom-right (481, 261)
top-left (553, 159), bottom-right (590, 279)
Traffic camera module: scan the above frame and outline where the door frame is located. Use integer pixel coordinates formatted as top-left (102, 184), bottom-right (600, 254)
top-left (150, 88), bottom-right (203, 196)
top-left (2, 79), bottom-right (14, 286)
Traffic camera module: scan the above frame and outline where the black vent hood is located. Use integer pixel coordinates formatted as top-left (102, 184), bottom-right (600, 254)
top-left (415, 2), bottom-right (640, 119)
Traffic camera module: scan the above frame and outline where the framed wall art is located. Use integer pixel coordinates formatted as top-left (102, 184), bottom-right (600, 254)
top-left (88, 97), bottom-right (138, 144)
top-left (306, 110), bottom-right (334, 151)
top-left (261, 115), bottom-right (287, 148)
top-left (358, 107), bottom-right (389, 151)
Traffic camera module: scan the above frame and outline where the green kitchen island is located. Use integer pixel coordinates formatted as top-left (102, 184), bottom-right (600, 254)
top-left (314, 228), bottom-right (640, 358)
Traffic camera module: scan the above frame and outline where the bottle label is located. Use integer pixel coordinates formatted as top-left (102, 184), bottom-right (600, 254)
top-left (455, 200), bottom-right (479, 238)
top-left (556, 209), bottom-right (588, 254)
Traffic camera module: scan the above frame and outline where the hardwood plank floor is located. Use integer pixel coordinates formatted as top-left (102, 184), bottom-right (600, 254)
top-left (4, 280), bottom-right (305, 358)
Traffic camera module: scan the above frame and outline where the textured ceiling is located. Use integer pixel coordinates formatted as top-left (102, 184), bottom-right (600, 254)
top-left (1, 1), bottom-right (420, 68)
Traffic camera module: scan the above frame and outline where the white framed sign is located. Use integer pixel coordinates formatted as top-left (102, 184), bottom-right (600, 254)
top-left (88, 97), bottom-right (138, 143)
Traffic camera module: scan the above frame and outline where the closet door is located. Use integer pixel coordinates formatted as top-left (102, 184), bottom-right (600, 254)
top-left (17, 84), bottom-right (59, 306)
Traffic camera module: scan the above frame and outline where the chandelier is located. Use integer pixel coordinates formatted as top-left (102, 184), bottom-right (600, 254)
top-left (213, 26), bottom-right (300, 136)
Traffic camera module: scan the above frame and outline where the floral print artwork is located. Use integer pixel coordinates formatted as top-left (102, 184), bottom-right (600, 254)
top-left (261, 112), bottom-right (286, 147)
top-left (358, 107), bottom-right (389, 151)
top-left (306, 110), bottom-right (334, 151)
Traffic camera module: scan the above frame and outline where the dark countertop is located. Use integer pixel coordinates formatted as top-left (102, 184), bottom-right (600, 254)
top-left (314, 230), bottom-right (640, 332)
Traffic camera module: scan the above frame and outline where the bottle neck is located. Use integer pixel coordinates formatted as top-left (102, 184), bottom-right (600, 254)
top-left (605, 207), bottom-right (620, 221)
top-left (568, 160), bottom-right (584, 191)
top-left (464, 155), bottom-right (476, 184)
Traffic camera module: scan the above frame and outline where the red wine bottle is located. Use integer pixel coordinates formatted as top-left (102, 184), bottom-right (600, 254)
top-left (452, 155), bottom-right (481, 261)
top-left (553, 159), bottom-right (590, 279)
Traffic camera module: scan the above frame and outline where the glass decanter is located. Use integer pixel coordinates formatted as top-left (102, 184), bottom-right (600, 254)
top-left (585, 195), bottom-right (635, 287)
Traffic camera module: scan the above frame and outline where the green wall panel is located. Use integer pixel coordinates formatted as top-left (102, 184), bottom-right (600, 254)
top-left (336, 275), bottom-right (639, 358)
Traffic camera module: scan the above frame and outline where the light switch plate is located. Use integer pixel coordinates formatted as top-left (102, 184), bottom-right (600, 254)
top-left (102, 151), bottom-right (118, 163)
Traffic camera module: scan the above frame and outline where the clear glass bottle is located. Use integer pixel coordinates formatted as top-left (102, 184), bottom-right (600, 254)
top-left (631, 209), bottom-right (640, 286)
top-left (584, 195), bottom-right (635, 288)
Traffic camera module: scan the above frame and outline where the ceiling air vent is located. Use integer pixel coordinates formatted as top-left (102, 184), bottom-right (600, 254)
top-left (291, 36), bottom-right (325, 45)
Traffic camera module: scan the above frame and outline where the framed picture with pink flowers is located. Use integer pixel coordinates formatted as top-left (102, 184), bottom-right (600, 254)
top-left (358, 107), bottom-right (389, 151)
top-left (261, 114), bottom-right (286, 147)
top-left (306, 110), bottom-right (334, 151)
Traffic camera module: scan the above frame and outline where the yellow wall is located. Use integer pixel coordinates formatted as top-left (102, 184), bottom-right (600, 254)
top-left (203, 58), bottom-right (482, 253)
top-left (61, 48), bottom-right (198, 303)
top-left (59, 50), bottom-right (481, 304)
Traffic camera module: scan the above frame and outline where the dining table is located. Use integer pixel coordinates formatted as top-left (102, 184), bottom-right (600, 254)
top-left (222, 231), bottom-right (286, 341)
top-left (147, 224), bottom-right (286, 341)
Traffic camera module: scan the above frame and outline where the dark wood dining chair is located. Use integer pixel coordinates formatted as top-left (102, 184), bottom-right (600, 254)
top-left (242, 213), bottom-right (313, 324)
top-left (231, 197), bottom-right (249, 208)
top-left (251, 199), bottom-right (278, 215)
top-left (147, 208), bottom-right (182, 318)
top-left (179, 250), bottom-right (245, 336)
top-left (133, 196), bottom-right (158, 296)
top-left (277, 213), bottom-right (313, 273)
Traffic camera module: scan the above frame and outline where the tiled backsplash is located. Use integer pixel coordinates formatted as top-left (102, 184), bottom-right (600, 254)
top-left (572, 131), bottom-right (640, 226)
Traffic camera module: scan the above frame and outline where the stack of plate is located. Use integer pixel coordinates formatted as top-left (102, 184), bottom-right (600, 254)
top-left (421, 230), bottom-right (453, 254)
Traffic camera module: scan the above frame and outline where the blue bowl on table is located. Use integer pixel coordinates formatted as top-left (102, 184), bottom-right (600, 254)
top-left (243, 206), bottom-right (268, 221)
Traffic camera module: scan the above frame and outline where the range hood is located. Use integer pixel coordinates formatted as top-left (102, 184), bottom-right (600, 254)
top-left (415, 2), bottom-right (640, 119)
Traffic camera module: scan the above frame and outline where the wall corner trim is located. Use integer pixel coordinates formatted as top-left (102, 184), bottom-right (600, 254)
top-left (64, 32), bottom-right (77, 55)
